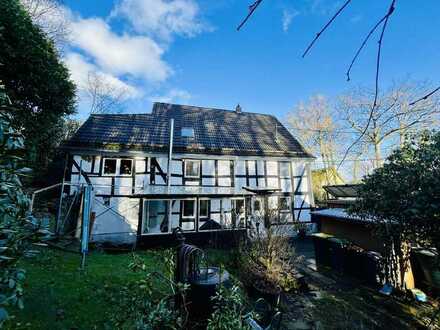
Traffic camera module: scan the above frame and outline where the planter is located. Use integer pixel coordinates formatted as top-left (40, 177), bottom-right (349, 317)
top-left (246, 281), bottom-right (281, 307)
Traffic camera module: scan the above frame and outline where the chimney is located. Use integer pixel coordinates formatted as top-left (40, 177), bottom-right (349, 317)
top-left (235, 104), bottom-right (242, 113)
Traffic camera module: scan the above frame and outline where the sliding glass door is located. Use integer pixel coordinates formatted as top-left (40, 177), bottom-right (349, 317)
top-left (142, 200), bottom-right (169, 234)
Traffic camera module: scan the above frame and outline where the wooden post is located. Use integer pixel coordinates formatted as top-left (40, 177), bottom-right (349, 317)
top-left (55, 154), bottom-right (68, 236)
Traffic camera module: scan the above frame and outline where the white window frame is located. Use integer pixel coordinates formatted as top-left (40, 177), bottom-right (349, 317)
top-left (102, 158), bottom-right (133, 176)
top-left (141, 199), bottom-right (170, 235)
top-left (181, 198), bottom-right (197, 219)
top-left (119, 158), bottom-right (133, 176)
top-left (231, 197), bottom-right (246, 217)
top-left (279, 161), bottom-right (291, 178)
top-left (278, 196), bottom-right (292, 212)
top-left (199, 198), bottom-right (210, 218)
top-left (102, 158), bottom-right (118, 176)
top-left (184, 159), bottom-right (201, 178)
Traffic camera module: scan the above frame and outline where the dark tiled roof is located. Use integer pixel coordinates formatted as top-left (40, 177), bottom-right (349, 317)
top-left (64, 103), bottom-right (313, 157)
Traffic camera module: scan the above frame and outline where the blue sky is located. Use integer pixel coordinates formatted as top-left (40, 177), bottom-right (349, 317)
top-left (62, 0), bottom-right (440, 121)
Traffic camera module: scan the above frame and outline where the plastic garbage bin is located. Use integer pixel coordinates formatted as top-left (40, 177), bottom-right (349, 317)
top-left (411, 248), bottom-right (440, 292)
top-left (362, 251), bottom-right (382, 286)
top-left (328, 237), bottom-right (349, 273)
top-left (345, 244), bottom-right (365, 279)
top-left (311, 233), bottom-right (334, 267)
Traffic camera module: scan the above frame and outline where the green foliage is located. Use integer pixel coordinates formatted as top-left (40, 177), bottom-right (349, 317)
top-left (0, 0), bottom-right (76, 173)
top-left (0, 87), bottom-right (50, 326)
top-left (207, 285), bottom-right (251, 330)
top-left (350, 131), bottom-right (440, 287)
top-left (109, 252), bottom-right (188, 330)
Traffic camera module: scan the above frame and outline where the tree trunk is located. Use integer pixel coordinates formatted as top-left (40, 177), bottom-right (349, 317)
top-left (373, 138), bottom-right (382, 168)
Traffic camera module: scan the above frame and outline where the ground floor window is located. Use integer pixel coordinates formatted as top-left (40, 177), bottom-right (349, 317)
top-left (181, 199), bottom-right (196, 231)
top-left (142, 200), bottom-right (169, 234)
top-left (199, 199), bottom-right (210, 218)
top-left (232, 198), bottom-right (246, 228)
top-left (278, 196), bottom-right (292, 223)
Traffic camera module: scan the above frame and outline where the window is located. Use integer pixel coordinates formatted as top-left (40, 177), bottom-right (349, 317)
top-left (182, 200), bottom-right (196, 218)
top-left (232, 199), bottom-right (246, 228)
top-left (199, 199), bottom-right (210, 218)
top-left (279, 162), bottom-right (290, 178)
top-left (254, 199), bottom-right (262, 212)
top-left (103, 158), bottom-right (117, 175)
top-left (279, 196), bottom-right (291, 212)
top-left (120, 159), bottom-right (132, 175)
top-left (278, 196), bottom-right (292, 223)
top-left (143, 200), bottom-right (169, 234)
top-left (181, 127), bottom-right (194, 138)
top-left (184, 160), bottom-right (200, 178)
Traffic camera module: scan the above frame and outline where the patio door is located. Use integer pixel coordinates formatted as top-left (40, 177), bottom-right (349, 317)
top-left (142, 200), bottom-right (169, 234)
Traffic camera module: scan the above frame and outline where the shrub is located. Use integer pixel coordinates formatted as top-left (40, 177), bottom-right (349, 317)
top-left (207, 284), bottom-right (251, 330)
top-left (238, 223), bottom-right (301, 295)
top-left (0, 87), bottom-right (49, 325)
top-left (350, 131), bottom-right (440, 289)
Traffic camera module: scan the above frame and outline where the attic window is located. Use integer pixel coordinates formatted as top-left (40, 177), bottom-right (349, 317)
top-left (181, 127), bottom-right (194, 138)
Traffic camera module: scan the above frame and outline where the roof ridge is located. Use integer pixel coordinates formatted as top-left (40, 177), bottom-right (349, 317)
top-left (154, 102), bottom-right (277, 118)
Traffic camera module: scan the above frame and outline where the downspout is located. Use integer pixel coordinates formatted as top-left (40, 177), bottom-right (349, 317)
top-left (167, 119), bottom-right (174, 230)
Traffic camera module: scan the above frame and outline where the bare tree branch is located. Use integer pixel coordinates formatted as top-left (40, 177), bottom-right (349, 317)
top-left (346, 15), bottom-right (388, 81)
top-left (338, 0), bottom-right (396, 169)
top-left (302, 0), bottom-right (353, 58)
top-left (85, 72), bottom-right (129, 114)
top-left (20, 0), bottom-right (70, 48)
top-left (237, 0), bottom-right (264, 31)
top-left (409, 86), bottom-right (440, 106)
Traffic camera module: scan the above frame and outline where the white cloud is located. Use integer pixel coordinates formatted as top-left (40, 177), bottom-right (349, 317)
top-left (57, 1), bottom-right (209, 115)
top-left (282, 9), bottom-right (299, 32)
top-left (148, 88), bottom-right (191, 103)
top-left (64, 52), bottom-right (141, 99)
top-left (350, 14), bottom-right (362, 24)
top-left (69, 17), bottom-right (171, 82)
top-left (111, 0), bottom-right (206, 39)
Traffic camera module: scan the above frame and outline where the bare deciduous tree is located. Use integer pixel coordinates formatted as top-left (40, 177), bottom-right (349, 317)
top-left (20, 0), bottom-right (70, 47)
top-left (287, 95), bottom-right (342, 183)
top-left (85, 72), bottom-right (130, 114)
top-left (338, 82), bottom-right (440, 168)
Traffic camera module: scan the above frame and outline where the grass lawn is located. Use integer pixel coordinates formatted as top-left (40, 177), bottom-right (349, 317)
top-left (4, 247), bottom-right (235, 330)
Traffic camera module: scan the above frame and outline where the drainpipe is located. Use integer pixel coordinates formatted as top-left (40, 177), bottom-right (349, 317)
top-left (167, 118), bottom-right (174, 190)
top-left (167, 119), bottom-right (174, 230)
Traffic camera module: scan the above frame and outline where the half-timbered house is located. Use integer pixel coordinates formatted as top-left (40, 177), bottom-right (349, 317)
top-left (63, 103), bottom-right (315, 246)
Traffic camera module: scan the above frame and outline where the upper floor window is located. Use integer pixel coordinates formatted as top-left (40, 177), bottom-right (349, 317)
top-left (181, 127), bottom-right (195, 138)
top-left (279, 161), bottom-right (291, 178)
top-left (120, 159), bottom-right (132, 175)
top-left (184, 160), bottom-right (200, 178)
top-left (103, 158), bottom-right (117, 175)
top-left (103, 158), bottom-right (133, 176)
